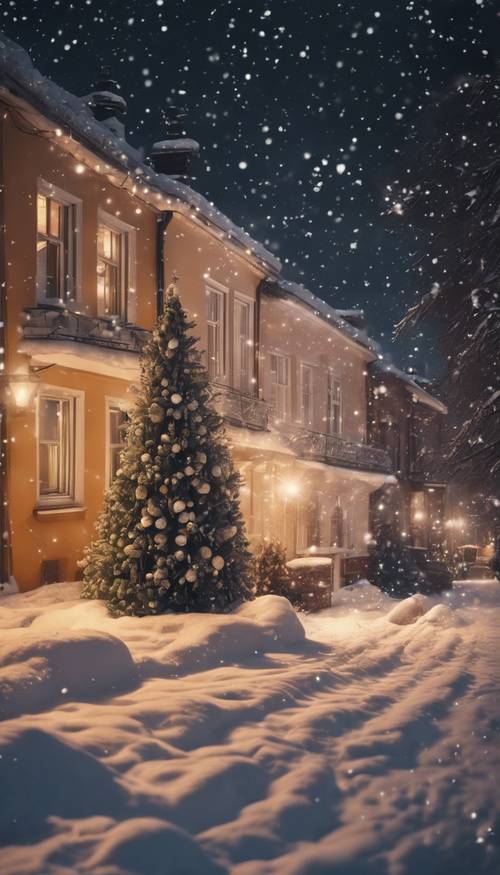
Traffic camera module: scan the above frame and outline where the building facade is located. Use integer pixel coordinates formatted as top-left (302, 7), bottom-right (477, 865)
top-left (368, 364), bottom-right (448, 554)
top-left (0, 34), bottom-right (398, 591)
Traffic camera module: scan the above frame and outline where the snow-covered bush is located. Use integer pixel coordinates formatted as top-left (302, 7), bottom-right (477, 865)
top-left (82, 292), bottom-right (252, 616)
top-left (253, 540), bottom-right (291, 599)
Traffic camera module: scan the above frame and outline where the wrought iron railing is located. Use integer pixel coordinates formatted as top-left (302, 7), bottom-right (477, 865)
top-left (22, 306), bottom-right (149, 353)
top-left (212, 383), bottom-right (271, 431)
top-left (278, 424), bottom-right (393, 474)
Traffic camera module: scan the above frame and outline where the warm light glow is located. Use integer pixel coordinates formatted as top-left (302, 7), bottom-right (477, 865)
top-left (75, 163), bottom-right (85, 174)
top-left (413, 510), bottom-right (425, 522)
top-left (6, 374), bottom-right (40, 411)
top-left (283, 480), bottom-right (300, 498)
top-left (445, 517), bottom-right (466, 530)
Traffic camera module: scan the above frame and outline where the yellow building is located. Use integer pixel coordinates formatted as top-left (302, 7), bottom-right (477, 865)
top-left (0, 34), bottom-right (391, 592)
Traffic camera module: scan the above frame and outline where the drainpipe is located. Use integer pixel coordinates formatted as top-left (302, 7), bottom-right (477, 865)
top-left (0, 116), bottom-right (12, 587)
top-left (156, 211), bottom-right (173, 318)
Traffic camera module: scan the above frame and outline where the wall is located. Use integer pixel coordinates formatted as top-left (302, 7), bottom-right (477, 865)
top-left (260, 293), bottom-right (371, 440)
top-left (164, 212), bottom-right (265, 388)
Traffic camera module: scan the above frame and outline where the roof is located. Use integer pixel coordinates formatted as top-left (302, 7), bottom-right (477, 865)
top-left (261, 277), bottom-right (381, 357)
top-left (0, 32), bottom-right (281, 274)
top-left (370, 360), bottom-right (448, 414)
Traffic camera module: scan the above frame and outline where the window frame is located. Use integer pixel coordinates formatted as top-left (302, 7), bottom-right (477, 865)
top-left (36, 386), bottom-right (84, 509)
top-left (232, 291), bottom-right (255, 394)
top-left (205, 278), bottom-right (228, 382)
top-left (269, 350), bottom-right (291, 422)
top-left (36, 178), bottom-right (82, 306)
top-left (97, 209), bottom-right (137, 322)
top-left (326, 369), bottom-right (342, 436)
top-left (105, 397), bottom-right (130, 488)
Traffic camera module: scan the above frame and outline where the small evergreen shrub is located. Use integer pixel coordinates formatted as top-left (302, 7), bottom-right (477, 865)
top-left (253, 540), bottom-right (292, 599)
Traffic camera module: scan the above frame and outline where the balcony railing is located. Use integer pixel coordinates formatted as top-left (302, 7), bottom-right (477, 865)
top-left (279, 424), bottom-right (393, 474)
top-left (22, 306), bottom-right (149, 353)
top-left (212, 383), bottom-right (271, 431)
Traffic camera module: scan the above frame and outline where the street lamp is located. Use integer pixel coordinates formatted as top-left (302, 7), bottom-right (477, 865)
top-left (1, 372), bottom-right (40, 413)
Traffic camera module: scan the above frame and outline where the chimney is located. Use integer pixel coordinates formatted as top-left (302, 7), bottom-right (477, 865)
top-left (86, 68), bottom-right (127, 140)
top-left (150, 106), bottom-right (200, 178)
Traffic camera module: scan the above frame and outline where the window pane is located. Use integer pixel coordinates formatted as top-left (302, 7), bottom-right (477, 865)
top-left (109, 408), bottom-right (127, 443)
top-left (37, 195), bottom-right (48, 234)
top-left (39, 399), bottom-right (60, 442)
top-left (110, 446), bottom-right (122, 481)
top-left (39, 443), bottom-right (60, 494)
top-left (49, 200), bottom-right (62, 238)
top-left (45, 240), bottom-right (60, 299)
top-left (98, 226), bottom-right (112, 259)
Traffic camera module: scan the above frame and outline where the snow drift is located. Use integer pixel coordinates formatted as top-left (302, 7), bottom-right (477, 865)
top-left (0, 580), bottom-right (499, 875)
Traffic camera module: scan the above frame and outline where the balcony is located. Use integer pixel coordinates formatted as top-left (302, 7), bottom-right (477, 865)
top-left (21, 307), bottom-right (271, 432)
top-left (212, 383), bottom-right (271, 431)
top-left (279, 425), bottom-right (393, 474)
top-left (22, 306), bottom-right (149, 353)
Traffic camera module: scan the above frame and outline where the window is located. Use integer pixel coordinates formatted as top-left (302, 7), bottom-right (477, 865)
top-left (269, 352), bottom-right (290, 420)
top-left (326, 371), bottom-right (342, 436)
top-left (97, 223), bottom-right (130, 319)
top-left (207, 285), bottom-right (226, 380)
top-left (330, 503), bottom-right (344, 548)
top-left (107, 403), bottom-right (128, 486)
top-left (233, 295), bottom-right (254, 393)
top-left (37, 390), bottom-right (83, 507)
top-left (300, 363), bottom-right (314, 427)
top-left (36, 183), bottom-right (79, 304)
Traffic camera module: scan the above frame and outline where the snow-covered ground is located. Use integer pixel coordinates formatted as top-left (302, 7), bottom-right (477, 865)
top-left (0, 580), bottom-right (499, 875)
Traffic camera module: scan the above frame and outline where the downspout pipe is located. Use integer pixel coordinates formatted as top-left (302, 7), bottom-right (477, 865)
top-left (156, 210), bottom-right (173, 318)
top-left (0, 115), bottom-right (12, 588)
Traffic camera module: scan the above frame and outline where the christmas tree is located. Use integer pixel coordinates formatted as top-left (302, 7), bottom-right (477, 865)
top-left (82, 290), bottom-right (252, 615)
top-left (254, 540), bottom-right (291, 599)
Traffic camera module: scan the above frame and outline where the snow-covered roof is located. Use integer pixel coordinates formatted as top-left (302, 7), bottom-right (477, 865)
top-left (370, 360), bottom-right (448, 414)
top-left (0, 32), bottom-right (281, 274)
top-left (262, 277), bottom-right (381, 357)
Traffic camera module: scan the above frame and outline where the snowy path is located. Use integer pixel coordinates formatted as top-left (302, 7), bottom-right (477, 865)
top-left (0, 582), bottom-right (499, 874)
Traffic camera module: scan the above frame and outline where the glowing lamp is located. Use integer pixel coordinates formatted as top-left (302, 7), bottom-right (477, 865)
top-left (413, 510), bottom-right (425, 522)
top-left (2, 374), bottom-right (40, 413)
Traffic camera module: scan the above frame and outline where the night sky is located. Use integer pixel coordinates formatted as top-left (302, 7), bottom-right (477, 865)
top-left (1, 0), bottom-right (498, 371)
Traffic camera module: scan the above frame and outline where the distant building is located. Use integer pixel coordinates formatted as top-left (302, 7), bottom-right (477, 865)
top-left (368, 363), bottom-right (448, 553)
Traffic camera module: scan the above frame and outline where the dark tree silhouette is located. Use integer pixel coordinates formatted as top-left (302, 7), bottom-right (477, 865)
top-left (392, 75), bottom-right (500, 531)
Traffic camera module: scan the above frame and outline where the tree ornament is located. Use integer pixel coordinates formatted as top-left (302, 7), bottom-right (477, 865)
top-left (212, 555), bottom-right (225, 570)
top-left (149, 403), bottom-right (164, 423)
